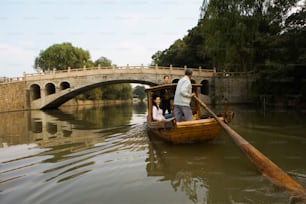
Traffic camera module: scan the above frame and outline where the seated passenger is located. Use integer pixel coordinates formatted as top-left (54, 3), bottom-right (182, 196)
top-left (152, 95), bottom-right (165, 121)
top-left (152, 95), bottom-right (173, 121)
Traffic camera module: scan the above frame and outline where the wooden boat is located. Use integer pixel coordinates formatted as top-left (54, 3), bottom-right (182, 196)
top-left (145, 84), bottom-right (234, 144)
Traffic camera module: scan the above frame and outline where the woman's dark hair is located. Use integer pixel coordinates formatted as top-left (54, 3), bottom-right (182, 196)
top-left (152, 94), bottom-right (160, 110)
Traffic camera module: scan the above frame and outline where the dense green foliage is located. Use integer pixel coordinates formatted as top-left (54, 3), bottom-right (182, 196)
top-left (102, 84), bottom-right (133, 100)
top-left (81, 56), bottom-right (116, 100)
top-left (76, 83), bottom-right (133, 101)
top-left (34, 42), bottom-right (94, 71)
top-left (94, 56), bottom-right (113, 67)
top-left (133, 85), bottom-right (146, 101)
top-left (152, 0), bottom-right (306, 102)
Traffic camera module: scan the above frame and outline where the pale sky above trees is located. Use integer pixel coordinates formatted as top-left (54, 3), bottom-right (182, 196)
top-left (0, 0), bottom-right (202, 77)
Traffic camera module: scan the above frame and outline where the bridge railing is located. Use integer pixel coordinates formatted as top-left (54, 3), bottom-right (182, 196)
top-left (1, 65), bottom-right (253, 83)
top-left (0, 76), bottom-right (25, 84)
top-left (20, 65), bottom-right (217, 81)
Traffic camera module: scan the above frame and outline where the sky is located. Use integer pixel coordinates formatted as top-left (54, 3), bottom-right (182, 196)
top-left (0, 0), bottom-right (203, 77)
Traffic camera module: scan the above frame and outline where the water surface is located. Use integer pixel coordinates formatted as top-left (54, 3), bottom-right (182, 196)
top-left (1, 103), bottom-right (306, 204)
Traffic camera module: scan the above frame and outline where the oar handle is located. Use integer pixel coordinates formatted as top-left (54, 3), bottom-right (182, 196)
top-left (193, 95), bottom-right (306, 199)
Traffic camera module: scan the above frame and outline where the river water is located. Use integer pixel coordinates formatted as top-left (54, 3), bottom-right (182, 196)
top-left (1, 103), bottom-right (306, 204)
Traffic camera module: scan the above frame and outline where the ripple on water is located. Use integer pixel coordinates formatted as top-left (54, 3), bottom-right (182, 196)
top-left (0, 124), bottom-right (150, 204)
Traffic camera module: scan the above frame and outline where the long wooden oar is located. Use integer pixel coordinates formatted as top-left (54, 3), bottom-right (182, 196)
top-left (193, 95), bottom-right (306, 199)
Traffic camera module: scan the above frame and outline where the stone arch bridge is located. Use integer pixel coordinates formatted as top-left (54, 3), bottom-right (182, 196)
top-left (1, 65), bottom-right (216, 111)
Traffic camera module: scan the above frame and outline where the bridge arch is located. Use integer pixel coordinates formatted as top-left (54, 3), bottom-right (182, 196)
top-left (24, 65), bottom-right (218, 110)
top-left (201, 80), bottom-right (209, 95)
top-left (30, 84), bottom-right (41, 100)
top-left (60, 81), bottom-right (70, 90)
top-left (45, 83), bottom-right (56, 96)
top-left (40, 79), bottom-right (158, 109)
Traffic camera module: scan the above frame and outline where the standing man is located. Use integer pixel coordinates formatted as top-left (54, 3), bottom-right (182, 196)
top-left (162, 75), bottom-right (170, 84)
top-left (160, 75), bottom-right (171, 115)
top-left (173, 68), bottom-right (195, 122)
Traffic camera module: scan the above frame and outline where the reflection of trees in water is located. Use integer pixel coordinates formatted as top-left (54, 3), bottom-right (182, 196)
top-left (146, 133), bottom-right (299, 204)
top-left (133, 102), bottom-right (147, 114)
top-left (171, 172), bottom-right (207, 203)
top-left (146, 137), bottom-right (209, 203)
top-left (73, 104), bottom-right (133, 129)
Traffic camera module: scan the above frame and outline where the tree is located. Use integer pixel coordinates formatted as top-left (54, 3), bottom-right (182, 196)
top-left (152, 0), bottom-right (304, 73)
top-left (151, 51), bottom-right (163, 66)
top-left (133, 85), bottom-right (146, 101)
top-left (94, 56), bottom-right (112, 67)
top-left (151, 28), bottom-right (211, 68)
top-left (102, 84), bottom-right (132, 100)
top-left (34, 42), bottom-right (94, 71)
top-left (120, 84), bottom-right (133, 100)
top-left (77, 84), bottom-right (132, 101)
top-left (151, 0), bottom-right (306, 103)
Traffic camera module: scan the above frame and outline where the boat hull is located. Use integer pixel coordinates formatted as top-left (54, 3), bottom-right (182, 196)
top-left (148, 117), bottom-right (224, 144)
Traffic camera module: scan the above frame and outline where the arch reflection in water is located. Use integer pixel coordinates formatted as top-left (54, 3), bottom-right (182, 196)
top-left (31, 110), bottom-right (74, 143)
top-left (0, 103), bottom-right (145, 199)
top-left (30, 104), bottom-right (134, 149)
top-left (0, 103), bottom-right (135, 149)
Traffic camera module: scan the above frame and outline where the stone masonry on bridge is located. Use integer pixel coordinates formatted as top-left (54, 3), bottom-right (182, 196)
top-left (0, 65), bottom-right (255, 112)
top-left (0, 81), bottom-right (28, 112)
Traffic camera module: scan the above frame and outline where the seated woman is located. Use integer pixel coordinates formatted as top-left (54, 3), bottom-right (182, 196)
top-left (152, 95), bottom-right (172, 121)
top-left (152, 95), bottom-right (165, 121)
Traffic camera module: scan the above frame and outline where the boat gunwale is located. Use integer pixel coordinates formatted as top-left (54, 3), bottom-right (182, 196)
top-left (147, 117), bottom-right (224, 129)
